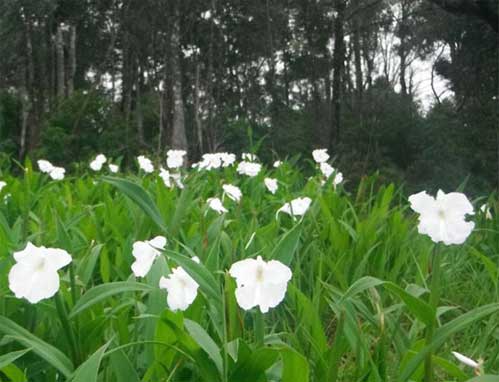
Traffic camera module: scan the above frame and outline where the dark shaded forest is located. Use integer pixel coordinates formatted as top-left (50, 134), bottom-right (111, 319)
top-left (0, 0), bottom-right (498, 194)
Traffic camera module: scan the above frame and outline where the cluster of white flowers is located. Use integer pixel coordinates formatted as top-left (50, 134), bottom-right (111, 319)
top-left (319, 162), bottom-right (343, 188)
top-left (89, 154), bottom-right (107, 171)
top-left (166, 150), bottom-right (187, 169)
top-left (273, 160), bottom-right (282, 168)
top-left (0, 180), bottom-right (6, 192)
top-left (137, 155), bottom-right (154, 173)
top-left (130, 235), bottom-right (291, 313)
top-left (192, 152), bottom-right (236, 170)
top-left (37, 160), bottom-right (66, 180)
top-left (311, 149), bottom-right (343, 188)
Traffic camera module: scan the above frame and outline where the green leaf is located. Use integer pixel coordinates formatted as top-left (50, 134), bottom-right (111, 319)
top-left (271, 223), bottom-right (302, 266)
top-left (109, 348), bottom-right (140, 382)
top-left (102, 176), bottom-right (167, 231)
top-left (340, 276), bottom-right (434, 325)
top-left (0, 348), bottom-right (31, 369)
top-left (398, 303), bottom-right (499, 381)
top-left (70, 341), bottom-right (110, 382)
top-left (229, 346), bottom-right (279, 382)
top-left (280, 346), bottom-right (309, 382)
top-left (69, 281), bottom-right (153, 318)
top-left (184, 319), bottom-right (223, 375)
top-left (0, 316), bottom-right (74, 377)
top-left (465, 376), bottom-right (499, 382)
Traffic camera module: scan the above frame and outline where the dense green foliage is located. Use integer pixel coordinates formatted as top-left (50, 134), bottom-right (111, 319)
top-left (0, 159), bottom-right (498, 381)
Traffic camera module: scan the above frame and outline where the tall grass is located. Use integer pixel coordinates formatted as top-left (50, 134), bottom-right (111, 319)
top-left (0, 160), bottom-right (498, 381)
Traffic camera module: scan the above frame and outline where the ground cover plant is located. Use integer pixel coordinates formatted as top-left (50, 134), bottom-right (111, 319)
top-left (0, 150), bottom-right (498, 382)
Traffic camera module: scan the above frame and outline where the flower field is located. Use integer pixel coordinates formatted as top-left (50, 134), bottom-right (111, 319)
top-left (0, 151), bottom-right (498, 382)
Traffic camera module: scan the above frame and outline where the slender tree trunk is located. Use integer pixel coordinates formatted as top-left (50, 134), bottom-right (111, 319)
top-left (206, 0), bottom-right (216, 152)
top-left (194, 62), bottom-right (203, 155)
top-left (56, 24), bottom-right (65, 101)
top-left (136, 65), bottom-right (145, 146)
top-left (24, 17), bottom-right (37, 154)
top-left (330, 0), bottom-right (346, 150)
top-left (67, 25), bottom-right (76, 97)
top-left (398, 1), bottom-right (409, 97)
top-left (170, 2), bottom-right (188, 151)
top-left (353, 16), bottom-right (363, 101)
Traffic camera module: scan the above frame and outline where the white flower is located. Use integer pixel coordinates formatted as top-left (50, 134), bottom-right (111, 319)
top-left (131, 236), bottom-right (167, 277)
top-left (108, 164), bottom-right (119, 173)
top-left (320, 162), bottom-right (334, 178)
top-left (320, 164), bottom-right (344, 188)
top-left (207, 197), bottom-right (228, 214)
top-left (49, 166), bottom-right (65, 180)
top-left (194, 153), bottom-right (222, 170)
top-left (220, 152), bottom-right (236, 167)
top-left (278, 197), bottom-right (312, 217)
top-left (229, 256), bottom-right (292, 313)
top-left (273, 160), bottom-right (282, 168)
top-left (223, 184), bottom-right (242, 202)
top-left (332, 172), bottom-right (343, 187)
top-left (8, 242), bottom-right (72, 304)
top-left (264, 178), bottom-right (278, 194)
top-left (237, 161), bottom-right (261, 177)
top-left (0, 181), bottom-right (6, 192)
top-left (242, 153), bottom-right (258, 162)
top-left (166, 149), bottom-right (187, 169)
top-left (159, 167), bottom-right (172, 188)
top-left (137, 155), bottom-right (154, 173)
top-left (37, 159), bottom-right (54, 173)
top-left (409, 190), bottom-right (475, 245)
top-left (90, 154), bottom-right (107, 171)
top-left (312, 149), bottom-right (329, 163)
top-left (159, 168), bottom-right (184, 189)
top-left (159, 257), bottom-right (200, 311)
top-left (451, 351), bottom-right (480, 369)
top-left (480, 204), bottom-right (492, 220)
top-left (170, 172), bottom-right (184, 189)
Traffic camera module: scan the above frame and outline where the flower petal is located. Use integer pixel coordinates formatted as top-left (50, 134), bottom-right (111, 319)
top-left (234, 284), bottom-right (259, 311)
top-left (409, 191), bottom-right (436, 215)
top-left (229, 258), bottom-right (259, 286)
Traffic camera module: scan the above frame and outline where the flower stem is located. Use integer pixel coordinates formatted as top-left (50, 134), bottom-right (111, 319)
top-left (254, 309), bottom-right (265, 348)
top-left (54, 293), bottom-right (79, 365)
top-left (424, 246), bottom-right (442, 382)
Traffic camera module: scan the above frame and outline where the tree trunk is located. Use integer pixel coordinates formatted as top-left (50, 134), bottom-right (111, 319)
top-left (353, 16), bottom-right (363, 101)
top-left (330, 0), bottom-right (346, 150)
top-left (398, 1), bottom-right (409, 97)
top-left (67, 25), bottom-right (76, 97)
top-left (170, 2), bottom-right (188, 151)
top-left (56, 24), bottom-right (65, 101)
top-left (194, 62), bottom-right (203, 155)
top-left (136, 65), bottom-right (145, 146)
